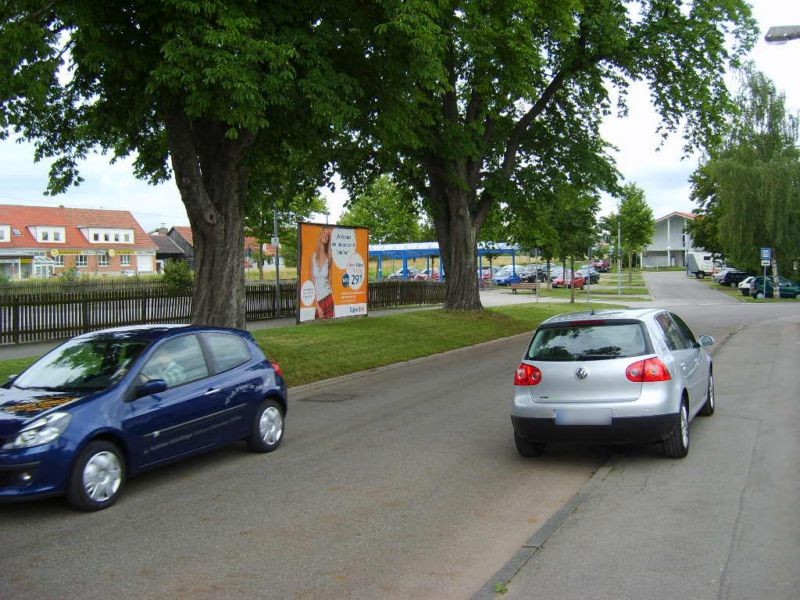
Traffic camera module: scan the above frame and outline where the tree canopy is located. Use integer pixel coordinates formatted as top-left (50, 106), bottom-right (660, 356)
top-left (337, 0), bottom-right (756, 310)
top-left (1, 1), bottom-right (355, 326)
top-left (689, 66), bottom-right (800, 273)
top-left (339, 175), bottom-right (422, 244)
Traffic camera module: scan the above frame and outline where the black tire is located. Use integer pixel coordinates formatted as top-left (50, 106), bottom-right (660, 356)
top-left (696, 272), bottom-right (704, 279)
top-left (514, 433), bottom-right (545, 457)
top-left (247, 399), bottom-right (285, 452)
top-left (67, 440), bottom-right (125, 511)
top-left (699, 371), bottom-right (715, 416)
top-left (755, 291), bottom-right (765, 300)
top-left (663, 401), bottom-right (690, 459)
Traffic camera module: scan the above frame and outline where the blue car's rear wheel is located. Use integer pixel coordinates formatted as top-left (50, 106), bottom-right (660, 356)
top-left (247, 399), bottom-right (284, 453)
top-left (67, 440), bottom-right (125, 511)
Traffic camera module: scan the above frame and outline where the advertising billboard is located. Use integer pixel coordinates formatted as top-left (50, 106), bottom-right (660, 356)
top-left (297, 223), bottom-right (369, 323)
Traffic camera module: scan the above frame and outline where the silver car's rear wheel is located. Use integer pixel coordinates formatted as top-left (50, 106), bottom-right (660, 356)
top-left (514, 433), bottom-right (545, 458)
top-left (663, 401), bottom-right (689, 459)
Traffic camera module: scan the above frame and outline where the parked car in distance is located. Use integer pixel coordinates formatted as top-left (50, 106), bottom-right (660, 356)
top-left (477, 266), bottom-right (498, 282)
top-left (551, 272), bottom-right (586, 289)
top-left (0, 325), bottom-right (287, 510)
top-left (511, 308), bottom-right (715, 458)
top-left (738, 276), bottom-right (755, 295)
top-left (591, 259), bottom-right (610, 273)
top-left (386, 267), bottom-right (420, 280)
top-left (414, 268), bottom-right (441, 281)
top-left (576, 266), bottom-right (600, 284)
top-left (520, 265), bottom-right (548, 283)
top-left (494, 265), bottom-right (521, 286)
top-left (718, 269), bottom-right (749, 287)
top-left (749, 275), bottom-right (800, 299)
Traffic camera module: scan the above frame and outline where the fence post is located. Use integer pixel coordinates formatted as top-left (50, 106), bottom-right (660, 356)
top-left (82, 300), bottom-right (90, 333)
top-left (12, 297), bottom-right (20, 344)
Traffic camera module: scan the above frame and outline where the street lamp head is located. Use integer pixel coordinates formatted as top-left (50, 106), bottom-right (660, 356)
top-left (765, 25), bottom-right (800, 44)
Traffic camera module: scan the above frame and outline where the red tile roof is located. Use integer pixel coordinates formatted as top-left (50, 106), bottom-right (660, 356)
top-left (657, 211), bottom-right (696, 222)
top-left (171, 226), bottom-right (193, 247)
top-left (0, 204), bottom-right (158, 250)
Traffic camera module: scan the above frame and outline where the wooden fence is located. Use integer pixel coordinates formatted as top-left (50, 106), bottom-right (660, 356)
top-left (0, 280), bottom-right (445, 345)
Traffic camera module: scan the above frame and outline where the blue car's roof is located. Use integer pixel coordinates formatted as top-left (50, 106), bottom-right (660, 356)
top-left (74, 324), bottom-right (251, 344)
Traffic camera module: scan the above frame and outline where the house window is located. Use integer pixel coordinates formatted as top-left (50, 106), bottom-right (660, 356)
top-left (93, 233), bottom-right (100, 241)
top-left (41, 231), bottom-right (49, 241)
top-left (98, 254), bottom-right (109, 267)
top-left (0, 228), bottom-right (6, 241)
top-left (53, 231), bottom-right (61, 241)
top-left (53, 255), bottom-right (64, 266)
top-left (76, 255), bottom-right (88, 268)
top-left (124, 233), bottom-right (131, 242)
top-left (104, 233), bottom-right (110, 241)
top-left (120, 255), bottom-right (131, 266)
top-left (114, 233), bottom-right (120, 242)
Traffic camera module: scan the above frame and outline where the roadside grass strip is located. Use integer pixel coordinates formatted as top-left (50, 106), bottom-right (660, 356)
top-left (0, 303), bottom-right (622, 388)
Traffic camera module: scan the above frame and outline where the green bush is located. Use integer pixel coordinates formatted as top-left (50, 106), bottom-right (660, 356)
top-left (60, 267), bottom-right (80, 283)
top-left (162, 259), bottom-right (194, 291)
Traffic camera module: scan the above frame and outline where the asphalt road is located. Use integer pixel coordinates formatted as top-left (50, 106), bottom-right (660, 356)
top-left (2, 272), bottom-right (798, 599)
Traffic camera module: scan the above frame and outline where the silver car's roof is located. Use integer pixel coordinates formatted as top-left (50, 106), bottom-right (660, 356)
top-left (539, 308), bottom-right (664, 326)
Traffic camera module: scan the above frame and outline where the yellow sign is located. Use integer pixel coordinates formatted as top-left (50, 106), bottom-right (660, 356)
top-left (51, 249), bottom-right (59, 257)
top-left (108, 248), bottom-right (116, 257)
top-left (297, 223), bottom-right (369, 323)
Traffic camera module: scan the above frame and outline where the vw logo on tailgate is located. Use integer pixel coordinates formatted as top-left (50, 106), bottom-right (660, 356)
top-left (575, 368), bottom-right (589, 380)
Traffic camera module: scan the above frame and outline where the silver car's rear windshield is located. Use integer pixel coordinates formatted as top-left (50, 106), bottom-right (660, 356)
top-left (527, 321), bottom-right (650, 362)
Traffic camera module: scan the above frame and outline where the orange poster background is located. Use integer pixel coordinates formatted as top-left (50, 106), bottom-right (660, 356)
top-left (297, 223), bottom-right (369, 323)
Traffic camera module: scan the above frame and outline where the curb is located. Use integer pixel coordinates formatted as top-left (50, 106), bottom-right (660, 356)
top-left (472, 463), bottom-right (616, 599)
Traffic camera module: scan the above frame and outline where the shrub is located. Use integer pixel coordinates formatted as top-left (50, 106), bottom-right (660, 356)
top-left (162, 259), bottom-right (194, 291)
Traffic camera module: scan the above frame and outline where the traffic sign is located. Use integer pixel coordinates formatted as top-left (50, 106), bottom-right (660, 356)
top-left (760, 247), bottom-right (771, 266)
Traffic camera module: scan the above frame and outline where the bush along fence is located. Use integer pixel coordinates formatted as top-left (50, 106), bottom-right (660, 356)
top-left (0, 280), bottom-right (446, 345)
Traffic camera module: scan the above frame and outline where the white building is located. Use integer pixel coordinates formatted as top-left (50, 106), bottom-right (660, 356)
top-left (641, 211), bottom-right (698, 268)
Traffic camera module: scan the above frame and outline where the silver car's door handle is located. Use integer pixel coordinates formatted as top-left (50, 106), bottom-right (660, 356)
top-left (203, 388), bottom-right (221, 395)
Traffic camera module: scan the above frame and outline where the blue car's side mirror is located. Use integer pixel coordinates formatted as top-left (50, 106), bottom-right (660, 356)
top-left (135, 379), bottom-right (168, 399)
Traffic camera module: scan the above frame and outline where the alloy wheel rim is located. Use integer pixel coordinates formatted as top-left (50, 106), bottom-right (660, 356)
top-left (83, 451), bottom-right (122, 502)
top-left (260, 406), bottom-right (283, 445)
top-left (708, 375), bottom-right (715, 410)
top-left (680, 405), bottom-right (689, 448)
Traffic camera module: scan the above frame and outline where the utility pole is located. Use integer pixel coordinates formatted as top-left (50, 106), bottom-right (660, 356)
top-left (617, 219), bottom-right (622, 296)
top-left (273, 204), bottom-right (280, 317)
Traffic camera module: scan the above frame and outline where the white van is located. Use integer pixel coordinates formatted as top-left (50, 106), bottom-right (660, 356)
top-left (686, 251), bottom-right (717, 279)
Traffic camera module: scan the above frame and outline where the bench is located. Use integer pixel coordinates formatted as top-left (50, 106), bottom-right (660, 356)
top-left (510, 282), bottom-right (540, 294)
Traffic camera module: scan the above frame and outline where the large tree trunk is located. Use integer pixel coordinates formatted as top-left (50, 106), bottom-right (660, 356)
top-left (166, 111), bottom-right (255, 328)
top-left (428, 174), bottom-right (482, 311)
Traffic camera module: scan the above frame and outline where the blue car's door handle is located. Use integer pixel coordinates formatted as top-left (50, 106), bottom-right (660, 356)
top-left (203, 388), bottom-right (221, 396)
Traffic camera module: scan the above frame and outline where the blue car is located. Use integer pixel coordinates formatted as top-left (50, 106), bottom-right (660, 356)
top-left (0, 325), bottom-right (287, 511)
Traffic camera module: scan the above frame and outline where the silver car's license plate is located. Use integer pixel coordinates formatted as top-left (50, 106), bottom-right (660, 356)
top-left (555, 408), bottom-right (612, 426)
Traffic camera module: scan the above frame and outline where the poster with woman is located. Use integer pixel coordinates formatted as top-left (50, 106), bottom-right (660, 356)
top-left (297, 223), bottom-right (369, 323)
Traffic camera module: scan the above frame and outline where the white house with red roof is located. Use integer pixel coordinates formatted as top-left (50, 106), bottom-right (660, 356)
top-left (0, 204), bottom-right (158, 279)
top-left (641, 211), bottom-right (699, 268)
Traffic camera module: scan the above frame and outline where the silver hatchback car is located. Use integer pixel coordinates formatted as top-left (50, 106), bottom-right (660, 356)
top-left (511, 308), bottom-right (715, 458)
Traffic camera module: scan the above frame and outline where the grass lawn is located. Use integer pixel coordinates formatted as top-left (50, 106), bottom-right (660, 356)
top-left (0, 302), bottom-right (623, 388)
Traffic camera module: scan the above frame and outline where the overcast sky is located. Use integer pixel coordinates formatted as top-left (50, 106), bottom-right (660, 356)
top-left (1, 1), bottom-right (798, 232)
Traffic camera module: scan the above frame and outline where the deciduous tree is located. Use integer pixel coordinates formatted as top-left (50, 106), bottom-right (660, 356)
top-left (0, 1), bottom-right (356, 326)
top-left (339, 0), bottom-right (756, 311)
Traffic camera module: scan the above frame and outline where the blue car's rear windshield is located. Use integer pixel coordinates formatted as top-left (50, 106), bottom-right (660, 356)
top-left (13, 337), bottom-right (151, 392)
top-left (527, 322), bottom-right (649, 361)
